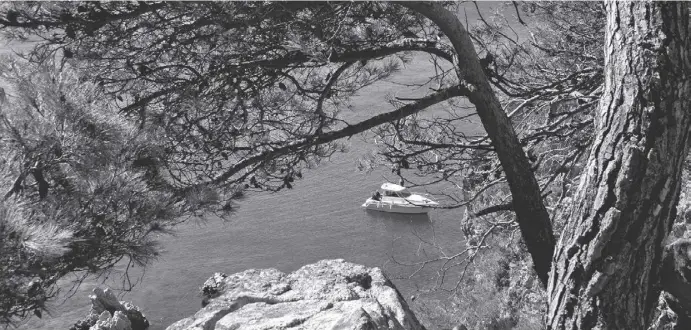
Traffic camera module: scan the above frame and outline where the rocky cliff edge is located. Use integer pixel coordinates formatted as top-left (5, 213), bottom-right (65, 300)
top-left (166, 259), bottom-right (425, 330)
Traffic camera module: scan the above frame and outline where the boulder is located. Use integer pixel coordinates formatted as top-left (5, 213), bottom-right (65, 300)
top-left (167, 259), bottom-right (425, 330)
top-left (69, 287), bottom-right (149, 330)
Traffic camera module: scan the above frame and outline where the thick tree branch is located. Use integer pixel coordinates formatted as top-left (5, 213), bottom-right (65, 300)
top-left (228, 39), bottom-right (453, 68)
top-left (0, 2), bottom-right (167, 30)
top-left (210, 84), bottom-right (469, 185)
top-left (474, 202), bottom-right (513, 217)
top-left (332, 39), bottom-right (454, 63)
top-left (116, 39), bottom-right (453, 115)
top-left (402, 1), bottom-right (556, 287)
top-left (315, 61), bottom-right (355, 132)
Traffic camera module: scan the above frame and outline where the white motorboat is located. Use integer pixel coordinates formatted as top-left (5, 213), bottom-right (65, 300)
top-left (362, 183), bottom-right (439, 214)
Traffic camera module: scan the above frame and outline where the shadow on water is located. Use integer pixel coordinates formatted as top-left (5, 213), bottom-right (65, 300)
top-left (363, 209), bottom-right (435, 237)
top-left (364, 209), bottom-right (431, 222)
top-left (364, 209), bottom-right (431, 226)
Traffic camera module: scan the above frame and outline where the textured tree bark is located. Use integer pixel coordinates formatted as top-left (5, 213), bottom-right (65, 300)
top-left (547, 2), bottom-right (691, 329)
top-left (403, 2), bottom-right (556, 287)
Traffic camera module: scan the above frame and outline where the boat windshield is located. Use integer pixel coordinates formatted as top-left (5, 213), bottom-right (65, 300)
top-left (383, 190), bottom-right (411, 198)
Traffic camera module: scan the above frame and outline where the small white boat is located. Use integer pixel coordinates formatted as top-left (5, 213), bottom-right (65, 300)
top-left (362, 183), bottom-right (439, 214)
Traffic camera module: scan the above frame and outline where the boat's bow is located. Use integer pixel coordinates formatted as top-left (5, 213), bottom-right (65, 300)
top-left (405, 194), bottom-right (439, 207)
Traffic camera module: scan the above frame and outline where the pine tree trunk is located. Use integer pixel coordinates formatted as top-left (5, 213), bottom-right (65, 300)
top-left (547, 2), bottom-right (691, 329)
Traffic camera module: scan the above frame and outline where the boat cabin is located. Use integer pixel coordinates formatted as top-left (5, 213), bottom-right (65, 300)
top-left (381, 183), bottom-right (411, 198)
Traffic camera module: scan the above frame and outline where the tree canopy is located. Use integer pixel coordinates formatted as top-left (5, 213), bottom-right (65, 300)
top-left (1, 1), bottom-right (690, 329)
top-left (0, 0), bottom-right (606, 325)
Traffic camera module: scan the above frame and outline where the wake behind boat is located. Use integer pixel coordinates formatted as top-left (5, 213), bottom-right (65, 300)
top-left (362, 183), bottom-right (439, 214)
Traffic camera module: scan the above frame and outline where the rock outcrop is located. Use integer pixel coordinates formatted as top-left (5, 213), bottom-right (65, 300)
top-left (166, 259), bottom-right (425, 330)
top-left (70, 287), bottom-right (149, 330)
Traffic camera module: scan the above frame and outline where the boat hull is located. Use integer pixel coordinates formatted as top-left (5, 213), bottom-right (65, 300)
top-left (361, 198), bottom-right (434, 214)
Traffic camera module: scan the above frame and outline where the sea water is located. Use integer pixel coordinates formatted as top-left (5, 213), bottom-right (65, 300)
top-left (19, 49), bottom-right (486, 330)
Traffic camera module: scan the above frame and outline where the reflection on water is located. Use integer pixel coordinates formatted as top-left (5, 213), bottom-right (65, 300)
top-left (364, 209), bottom-right (432, 223)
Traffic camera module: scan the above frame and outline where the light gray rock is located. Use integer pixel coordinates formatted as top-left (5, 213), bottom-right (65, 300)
top-left (167, 259), bottom-right (425, 330)
top-left (70, 287), bottom-right (149, 330)
top-left (91, 310), bottom-right (131, 330)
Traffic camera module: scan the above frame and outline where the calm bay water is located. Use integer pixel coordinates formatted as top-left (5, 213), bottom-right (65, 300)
top-left (18, 57), bottom-right (482, 330)
top-left (13, 4), bottom-right (513, 326)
